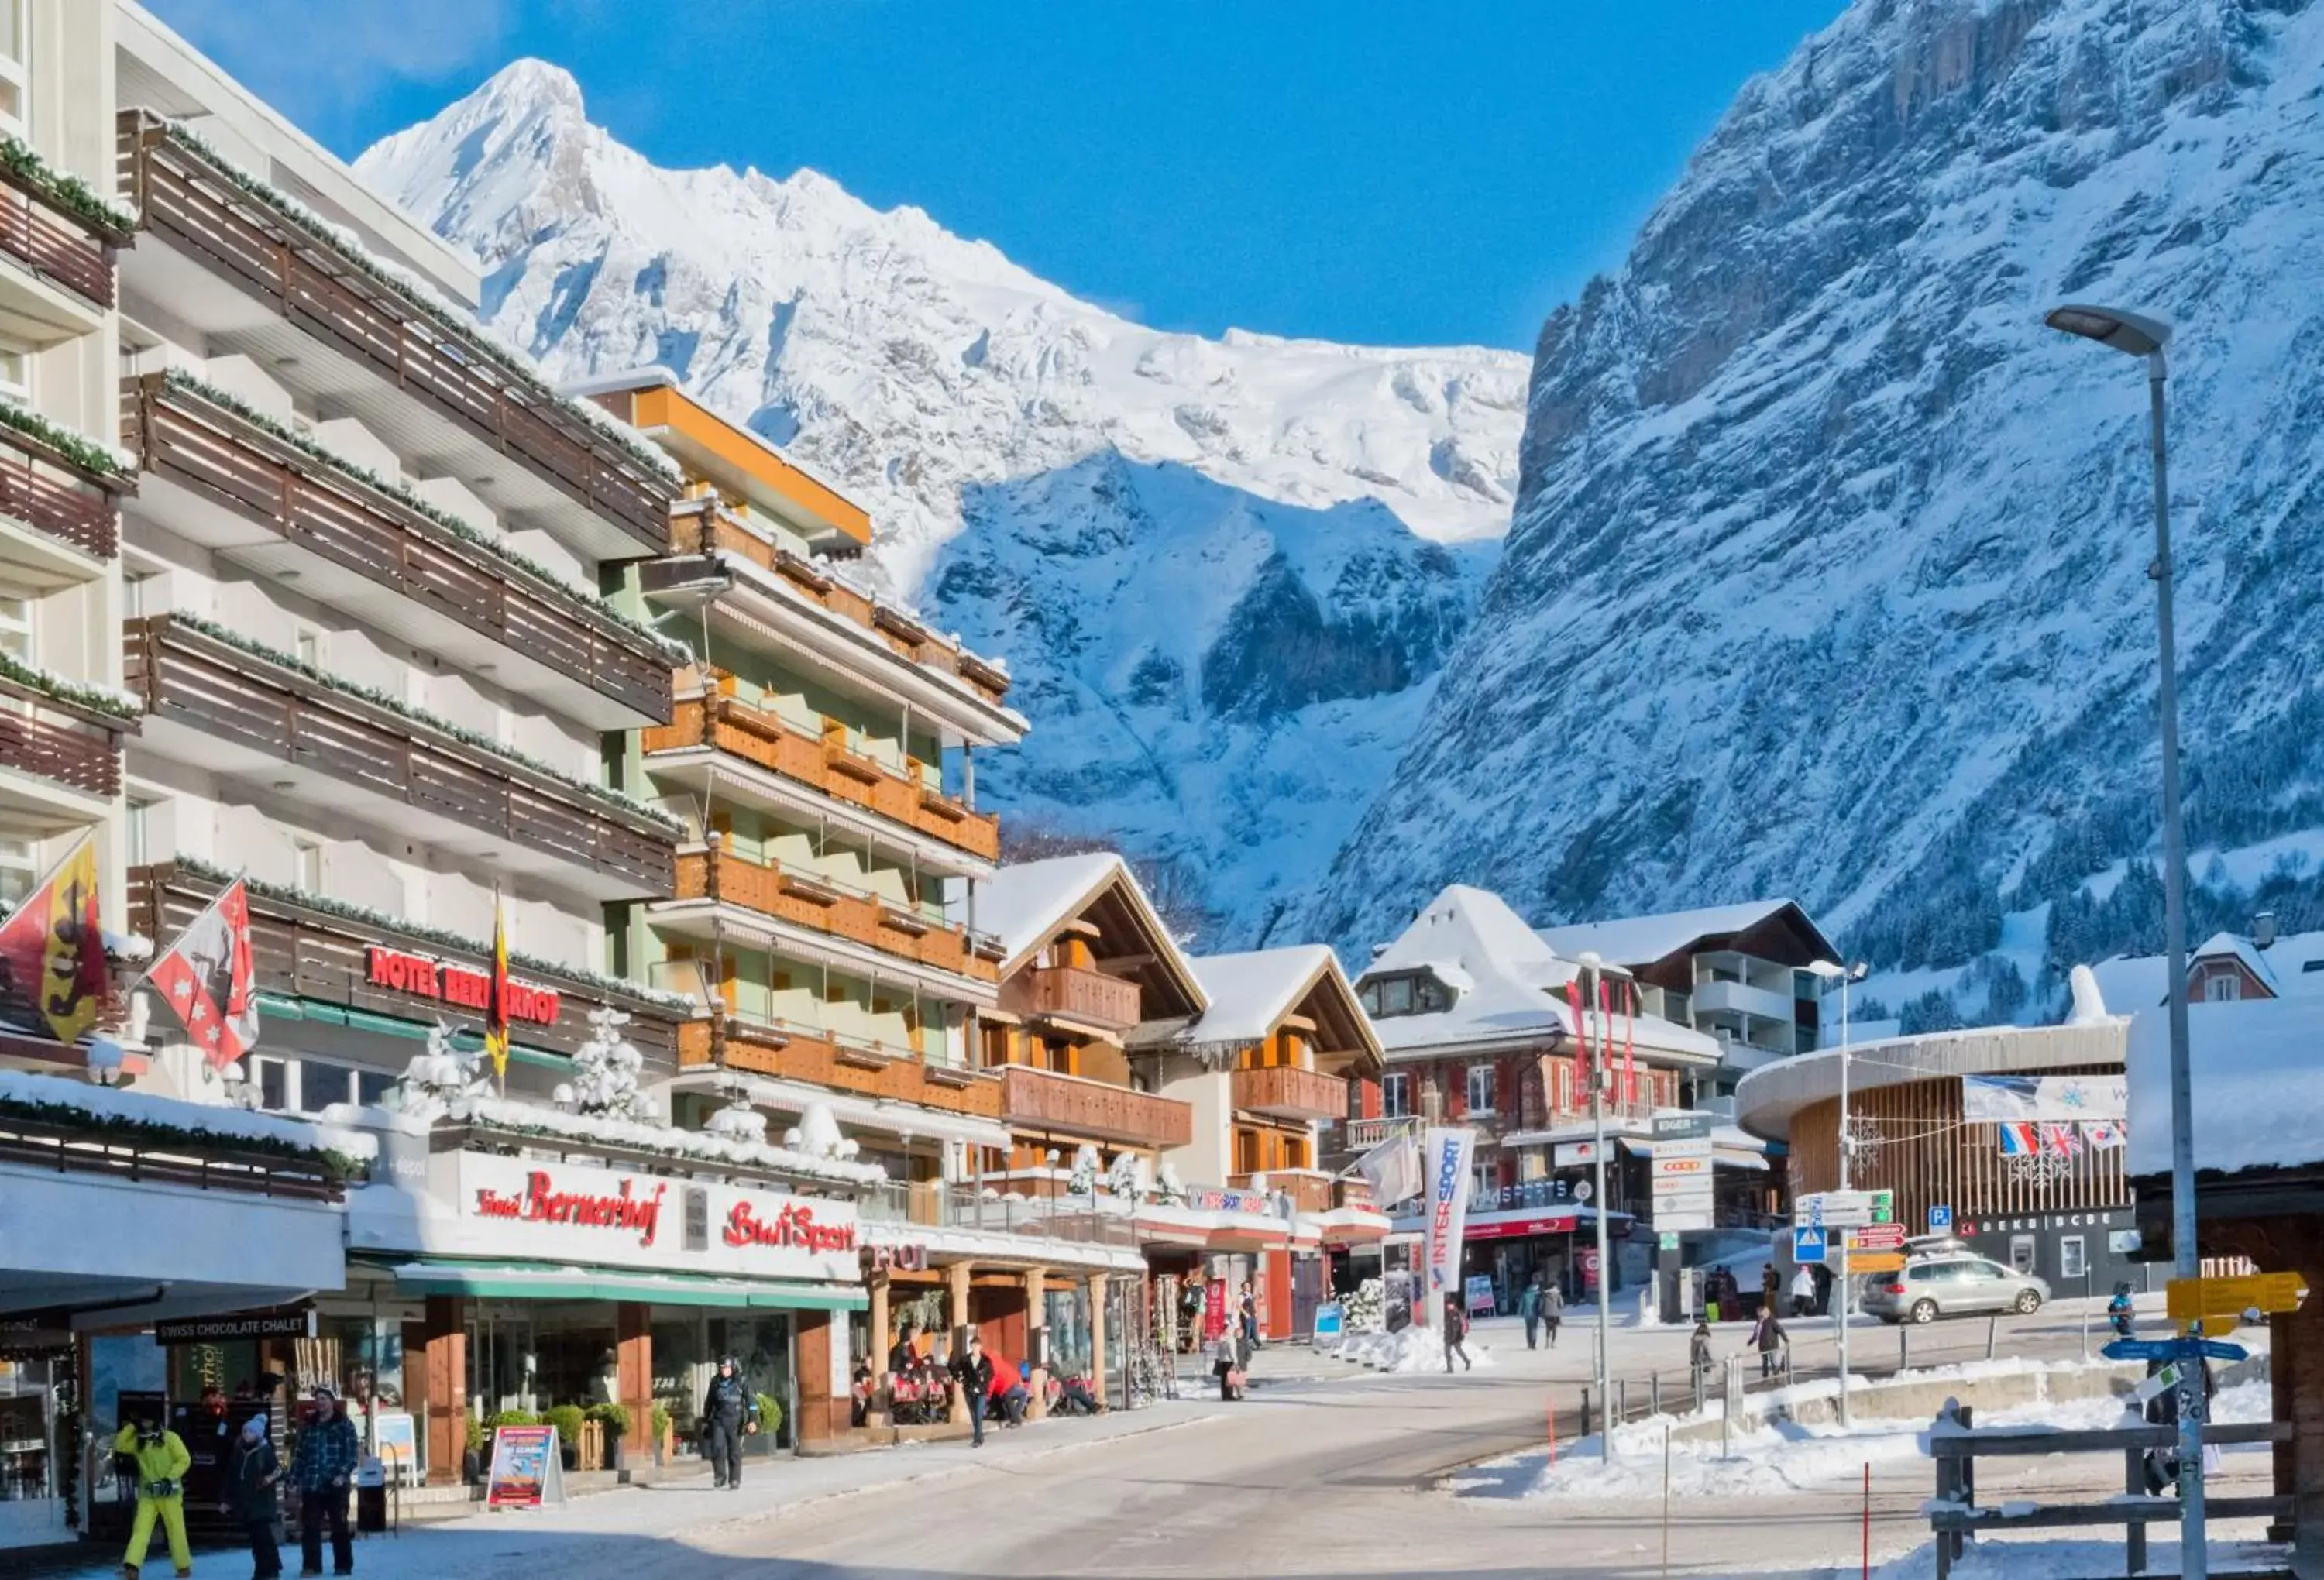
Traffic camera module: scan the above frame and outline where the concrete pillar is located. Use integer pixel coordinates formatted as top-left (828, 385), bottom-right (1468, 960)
top-left (868, 1274), bottom-right (892, 1420)
top-left (614, 1303), bottom-right (653, 1462)
top-left (420, 1296), bottom-right (468, 1487)
top-left (947, 1261), bottom-right (974, 1424)
top-left (1087, 1273), bottom-right (1109, 1410)
top-left (1025, 1265), bottom-right (1049, 1419)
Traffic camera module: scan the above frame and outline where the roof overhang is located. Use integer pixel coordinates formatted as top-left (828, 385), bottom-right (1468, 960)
top-left (1732, 1021), bottom-right (2130, 1143)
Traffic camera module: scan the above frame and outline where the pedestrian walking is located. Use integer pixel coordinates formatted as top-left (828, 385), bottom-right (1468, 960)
top-left (1442, 1293), bottom-right (1473, 1373)
top-left (1789, 1262), bottom-right (1817, 1318)
top-left (1750, 1307), bottom-right (1787, 1379)
top-left (700, 1356), bottom-right (759, 1489)
top-left (113, 1409), bottom-right (193, 1580)
top-left (1518, 1276), bottom-right (1544, 1350)
top-left (231, 1413), bottom-right (284, 1580)
top-left (2109, 1282), bottom-right (2136, 1338)
top-left (290, 1383), bottom-right (357, 1578)
top-left (1238, 1281), bottom-right (1260, 1348)
top-left (1761, 1262), bottom-right (1782, 1312)
top-left (1689, 1319), bottom-right (1714, 1394)
top-left (1542, 1279), bottom-right (1563, 1347)
top-left (951, 1334), bottom-right (995, 1447)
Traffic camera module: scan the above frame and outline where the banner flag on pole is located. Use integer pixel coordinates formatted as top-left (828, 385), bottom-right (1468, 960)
top-left (0, 832), bottom-right (106, 1044)
top-left (1596, 973), bottom-right (1612, 1097)
top-left (1353, 1131), bottom-right (1422, 1209)
top-left (149, 877), bottom-right (260, 1071)
top-left (485, 895), bottom-right (512, 1087)
top-left (1998, 1121), bottom-right (2037, 1156)
top-left (1566, 975), bottom-right (1588, 1091)
top-left (1622, 978), bottom-right (1637, 1108)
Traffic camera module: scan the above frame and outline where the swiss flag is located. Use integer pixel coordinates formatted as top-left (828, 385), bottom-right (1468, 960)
top-left (150, 878), bottom-right (260, 1071)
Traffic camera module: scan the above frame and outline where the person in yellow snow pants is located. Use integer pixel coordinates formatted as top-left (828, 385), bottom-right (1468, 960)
top-left (113, 1419), bottom-right (194, 1578)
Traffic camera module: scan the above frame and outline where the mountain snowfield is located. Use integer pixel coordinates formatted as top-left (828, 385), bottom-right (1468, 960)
top-left (1309, 0), bottom-right (2324, 1018)
top-left (356, 60), bottom-right (1525, 942)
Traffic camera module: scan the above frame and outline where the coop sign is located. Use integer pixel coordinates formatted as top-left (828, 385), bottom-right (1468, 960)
top-left (440, 1152), bottom-right (865, 1286)
top-left (365, 946), bottom-right (562, 1025)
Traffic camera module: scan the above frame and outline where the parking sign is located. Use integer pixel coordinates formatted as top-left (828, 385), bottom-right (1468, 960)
top-left (1929, 1204), bottom-right (1953, 1233)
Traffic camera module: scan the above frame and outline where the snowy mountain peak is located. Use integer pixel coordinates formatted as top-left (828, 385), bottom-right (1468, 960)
top-left (356, 67), bottom-right (1527, 592)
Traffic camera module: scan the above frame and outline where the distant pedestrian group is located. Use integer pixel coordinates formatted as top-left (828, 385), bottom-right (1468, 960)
top-left (1518, 1273), bottom-right (1563, 1350)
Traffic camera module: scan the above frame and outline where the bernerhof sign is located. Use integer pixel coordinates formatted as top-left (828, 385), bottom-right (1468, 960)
top-left (362, 1151), bottom-right (864, 1285)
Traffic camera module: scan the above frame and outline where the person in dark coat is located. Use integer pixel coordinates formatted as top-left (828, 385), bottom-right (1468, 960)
top-left (700, 1356), bottom-right (758, 1489)
top-left (1761, 1262), bottom-right (1783, 1313)
top-left (1442, 1293), bottom-right (1473, 1373)
top-left (1750, 1307), bottom-right (1788, 1379)
top-left (231, 1413), bottom-right (283, 1579)
top-left (950, 1335), bottom-right (995, 1448)
top-left (1689, 1320), bottom-right (1714, 1393)
top-left (290, 1384), bottom-right (358, 1577)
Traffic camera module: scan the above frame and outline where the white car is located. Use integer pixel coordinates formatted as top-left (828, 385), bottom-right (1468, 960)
top-left (1862, 1255), bottom-right (2049, 1324)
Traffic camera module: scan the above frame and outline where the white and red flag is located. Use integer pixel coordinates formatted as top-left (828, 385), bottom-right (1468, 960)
top-left (150, 878), bottom-right (260, 1071)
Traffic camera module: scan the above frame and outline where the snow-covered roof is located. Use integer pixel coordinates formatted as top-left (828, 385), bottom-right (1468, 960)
top-left (2090, 926), bottom-right (2324, 1014)
top-left (2127, 993), bottom-right (2324, 1179)
top-left (1360, 884), bottom-right (1720, 1061)
top-left (1534, 898), bottom-right (1835, 972)
top-left (981, 853), bottom-right (1129, 965)
top-left (1185, 946), bottom-right (1341, 1046)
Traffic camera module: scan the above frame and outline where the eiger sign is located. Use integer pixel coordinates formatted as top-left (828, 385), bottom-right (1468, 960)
top-left (366, 945), bottom-right (561, 1025)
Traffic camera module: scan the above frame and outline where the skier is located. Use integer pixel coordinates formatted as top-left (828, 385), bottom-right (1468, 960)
top-left (112, 1410), bottom-right (193, 1580)
top-left (2109, 1283), bottom-right (2137, 1338)
top-left (700, 1355), bottom-right (760, 1489)
top-left (290, 1383), bottom-right (358, 1577)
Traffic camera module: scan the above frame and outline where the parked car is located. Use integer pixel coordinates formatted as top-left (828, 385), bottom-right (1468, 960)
top-left (1863, 1255), bottom-right (2049, 1324)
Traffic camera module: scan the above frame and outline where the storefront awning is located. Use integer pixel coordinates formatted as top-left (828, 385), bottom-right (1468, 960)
top-left (382, 1262), bottom-right (867, 1312)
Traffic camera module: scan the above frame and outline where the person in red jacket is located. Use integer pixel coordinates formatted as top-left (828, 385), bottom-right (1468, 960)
top-left (986, 1351), bottom-right (1030, 1427)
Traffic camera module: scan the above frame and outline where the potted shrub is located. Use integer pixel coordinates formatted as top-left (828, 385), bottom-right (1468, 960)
top-left (650, 1403), bottom-right (672, 1466)
top-left (462, 1413), bottom-right (484, 1486)
top-left (753, 1393), bottom-right (782, 1454)
top-left (544, 1405), bottom-right (586, 1472)
top-left (585, 1403), bottom-right (631, 1472)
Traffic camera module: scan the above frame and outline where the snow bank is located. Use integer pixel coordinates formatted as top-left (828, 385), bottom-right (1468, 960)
top-left (1325, 1326), bottom-right (1497, 1373)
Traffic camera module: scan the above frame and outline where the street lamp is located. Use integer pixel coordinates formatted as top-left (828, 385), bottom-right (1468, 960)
top-left (2046, 301), bottom-right (2204, 1575)
top-left (1806, 958), bottom-right (1869, 1425)
top-left (1576, 950), bottom-right (1614, 1462)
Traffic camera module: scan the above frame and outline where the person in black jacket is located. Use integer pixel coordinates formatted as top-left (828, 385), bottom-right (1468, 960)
top-left (949, 1334), bottom-right (994, 1448)
top-left (230, 1414), bottom-right (283, 1579)
top-left (700, 1357), bottom-right (758, 1490)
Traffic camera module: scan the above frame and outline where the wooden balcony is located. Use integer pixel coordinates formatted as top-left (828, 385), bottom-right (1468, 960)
top-left (0, 418), bottom-right (125, 565)
top-left (0, 162), bottom-right (121, 311)
top-left (696, 510), bottom-right (1012, 707)
top-left (642, 692), bottom-right (1000, 861)
top-left (0, 674), bottom-right (128, 801)
top-left (126, 615), bottom-right (674, 900)
top-left (1230, 1169), bottom-right (1333, 1214)
top-left (1231, 1064), bottom-right (1349, 1122)
top-left (119, 112), bottom-right (675, 551)
top-left (673, 843), bottom-right (1000, 986)
top-left (999, 1064), bottom-right (1191, 1148)
top-left (129, 861), bottom-right (679, 1063)
top-left (1334, 1176), bottom-right (1377, 1212)
top-left (1019, 964), bottom-right (1142, 1031)
top-left (676, 1016), bottom-right (1000, 1119)
top-left (125, 374), bottom-right (672, 726)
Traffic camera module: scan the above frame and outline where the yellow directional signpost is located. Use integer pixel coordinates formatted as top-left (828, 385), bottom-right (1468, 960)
top-left (2166, 1272), bottom-right (2307, 1335)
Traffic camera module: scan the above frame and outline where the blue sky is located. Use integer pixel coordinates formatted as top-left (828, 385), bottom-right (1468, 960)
top-left (146, 0), bottom-right (1844, 351)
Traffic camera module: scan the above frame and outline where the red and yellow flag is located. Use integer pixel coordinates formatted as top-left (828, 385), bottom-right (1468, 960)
top-left (0, 833), bottom-right (107, 1043)
top-left (484, 898), bottom-right (511, 1084)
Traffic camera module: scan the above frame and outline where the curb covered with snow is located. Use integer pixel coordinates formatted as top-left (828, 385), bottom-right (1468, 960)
top-left (1321, 1327), bottom-right (1499, 1373)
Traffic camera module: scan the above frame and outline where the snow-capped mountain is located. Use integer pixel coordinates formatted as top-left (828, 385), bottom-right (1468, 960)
top-left (1309, 0), bottom-right (2324, 1015)
top-left (356, 60), bottom-right (1525, 941)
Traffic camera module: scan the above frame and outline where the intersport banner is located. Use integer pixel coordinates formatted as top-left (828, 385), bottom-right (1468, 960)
top-left (1422, 1126), bottom-right (1477, 1325)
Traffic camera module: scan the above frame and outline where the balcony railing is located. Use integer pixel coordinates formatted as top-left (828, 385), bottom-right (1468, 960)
top-left (1229, 1063), bottom-right (1348, 1122)
top-left (126, 615), bottom-right (675, 898)
top-left (673, 842), bottom-right (999, 985)
top-left (690, 508), bottom-right (1012, 707)
top-left (0, 420), bottom-right (125, 562)
top-left (0, 163), bottom-right (122, 310)
top-left (0, 1114), bottom-right (345, 1200)
top-left (129, 861), bottom-right (679, 1063)
top-left (999, 1063), bottom-right (1191, 1148)
top-left (642, 690), bottom-right (999, 862)
top-left (856, 1178), bottom-right (1137, 1246)
top-left (1334, 1176), bottom-right (1376, 1212)
top-left (1020, 964), bottom-right (1141, 1031)
top-left (1342, 1115), bottom-right (1422, 1152)
top-left (1229, 1169), bottom-right (1332, 1214)
top-left (0, 674), bottom-right (128, 799)
top-left (676, 1017), bottom-right (999, 1120)
top-left (119, 112), bottom-right (676, 550)
top-left (125, 376), bottom-right (673, 723)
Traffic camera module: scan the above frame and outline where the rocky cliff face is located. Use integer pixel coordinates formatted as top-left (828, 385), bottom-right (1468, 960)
top-left (356, 61), bottom-right (1525, 941)
top-left (1311, 0), bottom-right (2324, 1009)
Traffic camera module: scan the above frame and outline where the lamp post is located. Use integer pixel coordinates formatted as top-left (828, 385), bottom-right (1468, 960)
top-left (2045, 301), bottom-right (2202, 1577)
top-left (1807, 958), bottom-right (1870, 1425)
top-left (1578, 950), bottom-right (1614, 1462)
